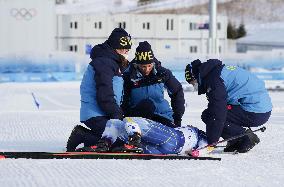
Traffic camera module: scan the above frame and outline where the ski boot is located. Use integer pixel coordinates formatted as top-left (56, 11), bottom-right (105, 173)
top-left (224, 129), bottom-right (260, 153)
top-left (114, 133), bottom-right (144, 153)
top-left (66, 125), bottom-right (90, 152)
top-left (76, 137), bottom-right (112, 152)
top-left (236, 129), bottom-right (260, 153)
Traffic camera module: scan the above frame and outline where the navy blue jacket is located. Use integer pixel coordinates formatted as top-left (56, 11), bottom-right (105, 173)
top-left (80, 42), bottom-right (124, 121)
top-left (122, 59), bottom-right (185, 124)
top-left (197, 59), bottom-right (272, 144)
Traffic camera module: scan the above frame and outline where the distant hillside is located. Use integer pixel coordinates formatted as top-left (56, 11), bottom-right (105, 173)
top-left (138, 0), bottom-right (284, 25)
top-left (58, 0), bottom-right (284, 27)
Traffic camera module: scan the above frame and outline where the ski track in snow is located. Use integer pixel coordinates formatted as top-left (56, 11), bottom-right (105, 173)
top-left (0, 82), bottom-right (283, 187)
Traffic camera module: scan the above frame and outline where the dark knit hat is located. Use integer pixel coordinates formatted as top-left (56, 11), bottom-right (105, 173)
top-left (107, 28), bottom-right (132, 49)
top-left (185, 59), bottom-right (202, 82)
top-left (135, 41), bottom-right (154, 64)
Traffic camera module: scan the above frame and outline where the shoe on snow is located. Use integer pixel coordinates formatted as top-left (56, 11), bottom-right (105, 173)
top-left (76, 138), bottom-right (111, 152)
top-left (236, 130), bottom-right (260, 153)
top-left (224, 139), bottom-right (240, 152)
top-left (66, 125), bottom-right (89, 152)
top-left (224, 130), bottom-right (260, 153)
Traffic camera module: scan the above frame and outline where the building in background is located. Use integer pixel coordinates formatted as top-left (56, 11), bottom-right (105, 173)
top-left (0, 0), bottom-right (56, 54)
top-left (0, 0), bottom-right (227, 58)
top-left (56, 13), bottom-right (227, 59)
top-left (236, 29), bottom-right (284, 53)
top-left (57, 14), bottom-right (227, 57)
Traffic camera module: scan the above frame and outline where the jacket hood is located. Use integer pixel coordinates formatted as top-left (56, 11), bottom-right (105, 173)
top-left (90, 42), bottom-right (120, 62)
top-left (199, 59), bottom-right (222, 78)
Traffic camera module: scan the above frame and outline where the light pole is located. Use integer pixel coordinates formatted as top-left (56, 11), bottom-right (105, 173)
top-left (208, 0), bottom-right (218, 55)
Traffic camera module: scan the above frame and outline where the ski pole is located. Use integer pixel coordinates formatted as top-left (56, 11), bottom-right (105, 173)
top-left (190, 126), bottom-right (266, 157)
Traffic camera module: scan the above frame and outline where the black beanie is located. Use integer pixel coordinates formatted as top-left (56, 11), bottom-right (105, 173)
top-left (107, 28), bottom-right (132, 49)
top-left (185, 59), bottom-right (202, 82)
top-left (135, 41), bottom-right (154, 64)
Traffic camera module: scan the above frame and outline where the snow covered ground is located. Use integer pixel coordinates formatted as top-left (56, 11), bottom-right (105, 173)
top-left (0, 81), bottom-right (283, 187)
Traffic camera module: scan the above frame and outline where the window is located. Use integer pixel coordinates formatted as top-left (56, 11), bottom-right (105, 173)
top-left (142, 22), bottom-right (150, 30)
top-left (219, 46), bottom-right (222, 53)
top-left (166, 19), bottom-right (174, 30)
top-left (69, 45), bottom-right (78, 52)
top-left (189, 23), bottom-right (193, 30)
top-left (74, 22), bottom-right (78, 29)
top-left (166, 19), bottom-right (169, 30)
top-left (70, 22), bottom-right (73, 28)
top-left (94, 22), bottom-right (102, 29)
top-left (217, 22), bottom-right (221, 30)
top-left (190, 46), bottom-right (198, 53)
top-left (119, 22), bottom-right (126, 29)
top-left (189, 23), bottom-right (197, 30)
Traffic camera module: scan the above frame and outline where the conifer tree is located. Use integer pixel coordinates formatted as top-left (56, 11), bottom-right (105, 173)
top-left (237, 23), bottom-right (247, 39)
top-left (227, 21), bottom-right (238, 39)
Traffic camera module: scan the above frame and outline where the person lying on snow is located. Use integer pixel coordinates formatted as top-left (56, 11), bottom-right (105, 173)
top-left (76, 117), bottom-right (209, 156)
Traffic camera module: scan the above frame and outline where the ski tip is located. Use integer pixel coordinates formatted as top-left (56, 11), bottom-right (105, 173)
top-left (0, 155), bottom-right (6, 160)
top-left (190, 150), bottom-right (199, 157)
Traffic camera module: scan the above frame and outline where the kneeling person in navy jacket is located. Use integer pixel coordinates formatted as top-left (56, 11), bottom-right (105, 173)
top-left (185, 59), bottom-right (272, 153)
top-left (66, 28), bottom-right (132, 151)
top-left (122, 41), bottom-right (185, 128)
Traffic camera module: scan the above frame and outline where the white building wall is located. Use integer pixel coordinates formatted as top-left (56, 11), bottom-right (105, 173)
top-left (154, 14), bottom-right (179, 39)
top-left (111, 14), bottom-right (132, 32)
top-left (0, 0), bottom-right (56, 53)
top-left (84, 14), bottom-right (110, 38)
top-left (154, 40), bottom-right (179, 59)
top-left (56, 13), bottom-right (227, 57)
top-left (131, 14), bottom-right (156, 39)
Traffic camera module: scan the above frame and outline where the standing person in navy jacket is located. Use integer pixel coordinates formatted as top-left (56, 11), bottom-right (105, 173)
top-left (122, 41), bottom-right (185, 128)
top-left (185, 59), bottom-right (272, 153)
top-left (66, 28), bottom-right (132, 152)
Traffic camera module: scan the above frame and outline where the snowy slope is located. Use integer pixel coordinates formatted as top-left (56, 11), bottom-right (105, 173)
top-left (0, 82), bottom-right (283, 187)
top-left (56, 0), bottom-right (138, 14)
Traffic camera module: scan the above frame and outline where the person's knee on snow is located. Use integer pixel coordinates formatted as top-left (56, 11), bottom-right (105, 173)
top-left (66, 125), bottom-right (98, 152)
top-left (201, 109), bottom-right (211, 125)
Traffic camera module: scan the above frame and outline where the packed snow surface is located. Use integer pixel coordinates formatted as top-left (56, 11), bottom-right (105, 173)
top-left (0, 82), bottom-right (283, 187)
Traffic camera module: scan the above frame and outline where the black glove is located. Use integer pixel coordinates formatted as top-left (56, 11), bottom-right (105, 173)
top-left (185, 59), bottom-right (201, 83)
top-left (173, 113), bottom-right (182, 127)
top-left (174, 119), bottom-right (182, 127)
top-left (185, 64), bottom-right (194, 83)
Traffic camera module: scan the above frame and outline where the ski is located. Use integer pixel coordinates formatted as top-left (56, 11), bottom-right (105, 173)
top-left (0, 152), bottom-right (221, 161)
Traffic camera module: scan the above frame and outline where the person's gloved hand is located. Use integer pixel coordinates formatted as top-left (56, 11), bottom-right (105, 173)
top-left (187, 146), bottom-right (215, 157)
top-left (173, 114), bottom-right (182, 127)
top-left (174, 118), bottom-right (182, 127)
top-left (185, 64), bottom-right (193, 83)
